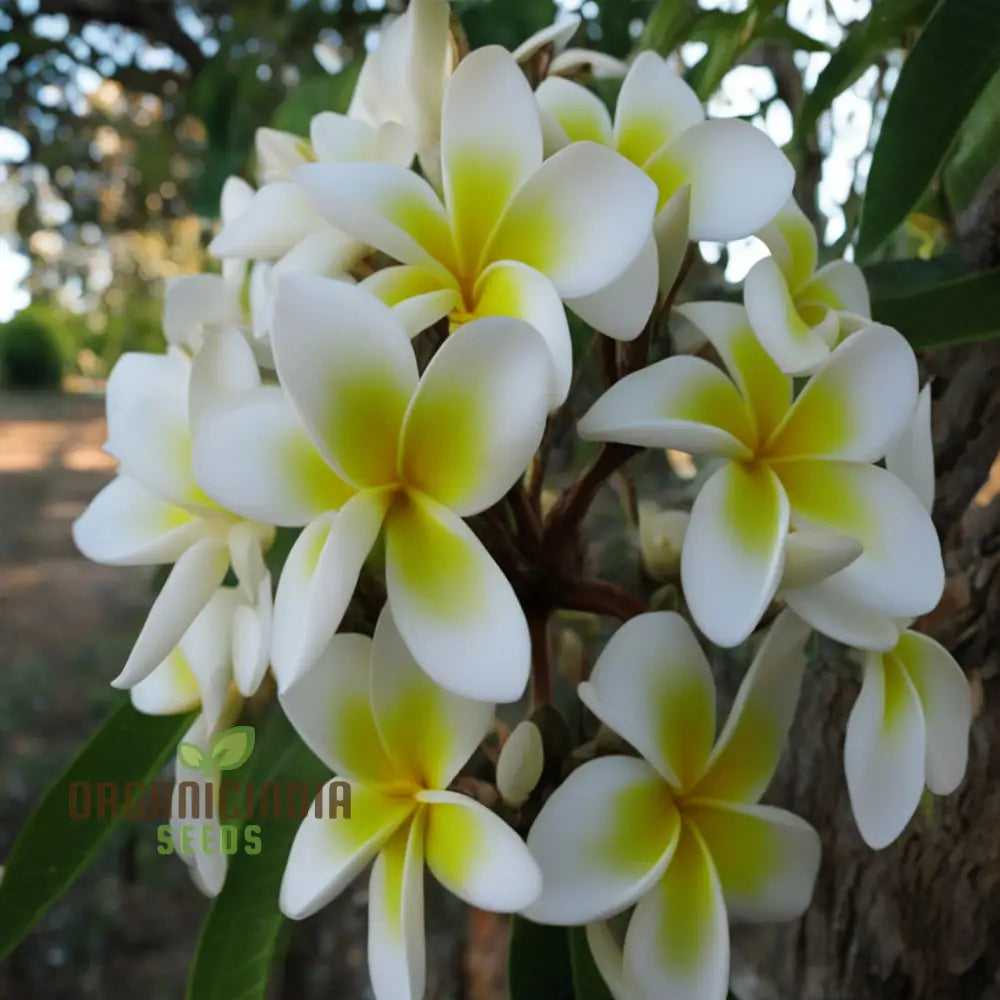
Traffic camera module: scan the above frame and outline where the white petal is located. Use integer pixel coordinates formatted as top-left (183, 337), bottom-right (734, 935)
top-left (767, 324), bottom-right (918, 462)
top-left (384, 492), bottom-right (530, 703)
top-left (577, 355), bottom-right (755, 458)
top-left (681, 461), bottom-right (789, 648)
top-left (551, 49), bottom-right (628, 79)
top-left (360, 264), bottom-right (458, 338)
top-left (535, 76), bottom-right (614, 146)
top-left (162, 275), bottom-right (241, 350)
top-left (472, 261), bottom-right (572, 406)
top-left (845, 651), bottom-right (926, 849)
top-left (192, 386), bottom-right (356, 527)
top-left (220, 175), bottom-right (255, 224)
top-left (310, 111), bottom-right (378, 162)
top-left (512, 15), bottom-right (580, 62)
top-left (280, 780), bottom-right (416, 920)
top-left (800, 259), bottom-right (871, 316)
top-left (130, 648), bottom-right (201, 716)
top-left (368, 812), bottom-right (427, 1000)
top-left (271, 490), bottom-right (392, 691)
top-left (272, 227), bottom-right (368, 280)
top-left (420, 790), bottom-right (542, 911)
top-left (780, 529), bottom-right (863, 590)
top-left (653, 186), bottom-right (692, 295)
top-left (743, 256), bottom-right (833, 375)
top-left (279, 632), bottom-right (399, 785)
top-left (694, 609), bottom-right (811, 803)
top-left (614, 51), bottom-right (703, 166)
top-left (73, 475), bottom-right (206, 566)
top-left (584, 923), bottom-right (633, 1000)
top-left (370, 605), bottom-right (493, 790)
top-left (686, 802), bottom-right (820, 922)
top-left (255, 128), bottom-right (309, 183)
top-left (112, 537), bottom-right (231, 690)
top-left (781, 573), bottom-right (901, 652)
top-left (271, 273), bottom-right (418, 488)
top-left (232, 578), bottom-right (272, 698)
top-left (579, 611), bottom-right (716, 789)
top-left (399, 316), bottom-right (550, 514)
top-left (524, 756), bottom-right (680, 925)
top-left (895, 631), bottom-right (971, 796)
top-left (374, 120), bottom-right (419, 169)
top-left (754, 196), bottom-right (818, 291)
top-left (486, 141), bottom-right (658, 299)
top-left (645, 119), bottom-right (793, 241)
top-left (884, 384), bottom-right (934, 514)
top-left (209, 181), bottom-right (325, 259)
top-left (776, 460), bottom-right (944, 619)
top-left (294, 161), bottom-right (456, 280)
top-left (187, 326), bottom-right (261, 433)
top-left (623, 822), bottom-right (729, 1000)
top-left (567, 234), bottom-right (658, 342)
top-left (441, 45), bottom-right (542, 278)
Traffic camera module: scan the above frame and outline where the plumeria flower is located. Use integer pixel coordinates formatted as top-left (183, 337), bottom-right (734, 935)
top-left (536, 51), bottom-right (793, 309)
top-left (579, 302), bottom-right (943, 647)
top-left (279, 605), bottom-right (542, 1000)
top-left (192, 275), bottom-right (552, 701)
top-left (163, 176), bottom-right (254, 355)
top-left (73, 328), bottom-right (274, 693)
top-left (347, 0), bottom-right (453, 185)
top-left (294, 45), bottom-right (658, 401)
top-left (744, 196), bottom-right (872, 374)
top-left (845, 628), bottom-right (971, 849)
top-left (512, 14), bottom-right (627, 81)
top-left (525, 611), bottom-right (821, 1000)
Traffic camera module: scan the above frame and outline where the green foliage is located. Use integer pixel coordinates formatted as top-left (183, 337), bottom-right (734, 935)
top-left (508, 915), bottom-right (574, 1000)
top-left (857, 0), bottom-right (1000, 258)
top-left (943, 66), bottom-right (1000, 213)
top-left (0, 701), bottom-right (194, 962)
top-left (0, 313), bottom-right (64, 389)
top-left (186, 708), bottom-right (328, 1000)
top-left (271, 62), bottom-right (363, 136)
top-left (568, 927), bottom-right (615, 1000)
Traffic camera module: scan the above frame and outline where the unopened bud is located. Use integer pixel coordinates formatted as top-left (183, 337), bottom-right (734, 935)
top-left (638, 503), bottom-right (689, 581)
top-left (556, 627), bottom-right (586, 685)
top-left (496, 721), bottom-right (544, 808)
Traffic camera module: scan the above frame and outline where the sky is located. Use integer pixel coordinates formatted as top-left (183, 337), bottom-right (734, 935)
top-left (0, 0), bottom-right (875, 323)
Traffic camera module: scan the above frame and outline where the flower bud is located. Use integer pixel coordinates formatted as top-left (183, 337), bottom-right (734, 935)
top-left (638, 503), bottom-right (689, 581)
top-left (496, 721), bottom-right (544, 808)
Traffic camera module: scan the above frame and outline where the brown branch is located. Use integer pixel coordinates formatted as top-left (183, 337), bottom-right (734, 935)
top-left (507, 480), bottom-right (542, 554)
top-left (528, 612), bottom-right (552, 708)
top-left (556, 578), bottom-right (647, 620)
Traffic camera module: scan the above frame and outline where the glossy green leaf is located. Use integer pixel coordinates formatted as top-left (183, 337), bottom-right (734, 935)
top-left (871, 266), bottom-right (1000, 348)
top-left (186, 707), bottom-right (328, 1000)
top-left (0, 701), bottom-right (194, 962)
top-left (509, 915), bottom-right (573, 1000)
top-left (796, 0), bottom-right (937, 143)
top-left (858, 0), bottom-right (1000, 258)
top-left (568, 927), bottom-right (615, 1000)
top-left (642, 0), bottom-right (701, 57)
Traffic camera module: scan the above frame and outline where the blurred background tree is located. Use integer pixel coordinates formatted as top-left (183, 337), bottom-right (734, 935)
top-left (2, 1), bottom-right (1000, 998)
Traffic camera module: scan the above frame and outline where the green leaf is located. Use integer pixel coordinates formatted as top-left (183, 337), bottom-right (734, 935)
top-left (641, 0), bottom-right (701, 57)
top-left (943, 65), bottom-right (1000, 212)
top-left (508, 915), bottom-right (573, 1000)
top-left (178, 742), bottom-right (206, 771)
top-left (688, 11), bottom-right (749, 99)
top-left (270, 62), bottom-right (362, 135)
top-left (857, 0), bottom-right (1000, 258)
top-left (568, 927), bottom-right (615, 1000)
top-left (756, 19), bottom-right (831, 53)
top-left (795, 0), bottom-right (937, 143)
top-left (186, 708), bottom-right (329, 1000)
top-left (210, 725), bottom-right (256, 771)
top-left (872, 266), bottom-right (1000, 348)
top-left (0, 701), bottom-right (193, 962)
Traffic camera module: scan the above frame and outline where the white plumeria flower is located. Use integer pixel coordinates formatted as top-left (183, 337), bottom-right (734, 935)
top-left (163, 176), bottom-right (254, 355)
top-left (536, 51), bottom-right (794, 319)
top-left (72, 328), bottom-right (275, 693)
top-left (845, 628), bottom-right (971, 849)
top-left (294, 45), bottom-right (658, 403)
top-left (780, 384), bottom-right (936, 651)
top-left (579, 302), bottom-right (943, 648)
top-left (744, 196), bottom-right (872, 374)
top-left (512, 14), bottom-right (627, 80)
top-left (192, 274), bottom-right (552, 702)
top-left (525, 611), bottom-right (821, 1000)
top-left (348, 0), bottom-right (453, 186)
top-left (279, 605), bottom-right (542, 1000)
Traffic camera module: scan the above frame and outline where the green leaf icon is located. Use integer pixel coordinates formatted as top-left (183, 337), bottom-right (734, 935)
top-left (209, 726), bottom-right (256, 772)
top-left (177, 742), bottom-right (206, 771)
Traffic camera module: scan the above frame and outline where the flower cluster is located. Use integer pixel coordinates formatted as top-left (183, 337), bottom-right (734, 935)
top-left (73, 4), bottom-right (971, 999)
